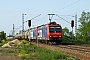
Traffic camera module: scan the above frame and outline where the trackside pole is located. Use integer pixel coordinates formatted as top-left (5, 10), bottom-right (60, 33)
top-left (28, 20), bottom-right (31, 44)
top-left (71, 20), bottom-right (74, 42)
top-left (72, 27), bottom-right (73, 41)
top-left (29, 27), bottom-right (31, 44)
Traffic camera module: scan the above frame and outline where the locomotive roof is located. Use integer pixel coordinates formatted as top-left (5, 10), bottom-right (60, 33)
top-left (37, 21), bottom-right (57, 27)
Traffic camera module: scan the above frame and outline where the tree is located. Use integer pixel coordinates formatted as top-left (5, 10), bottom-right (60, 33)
top-left (77, 11), bottom-right (90, 41)
top-left (62, 27), bottom-right (71, 40)
top-left (0, 31), bottom-right (6, 40)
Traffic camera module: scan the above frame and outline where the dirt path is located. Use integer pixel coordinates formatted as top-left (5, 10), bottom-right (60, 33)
top-left (0, 56), bottom-right (21, 60)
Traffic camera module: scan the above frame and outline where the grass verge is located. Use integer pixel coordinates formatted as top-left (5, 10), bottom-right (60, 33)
top-left (0, 40), bottom-right (80, 60)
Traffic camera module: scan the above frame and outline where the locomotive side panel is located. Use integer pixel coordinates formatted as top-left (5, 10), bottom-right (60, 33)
top-left (38, 27), bottom-right (43, 40)
top-left (42, 26), bottom-right (47, 40)
top-left (30, 29), bottom-right (36, 39)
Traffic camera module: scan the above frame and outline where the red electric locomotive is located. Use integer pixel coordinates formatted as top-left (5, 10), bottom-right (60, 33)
top-left (36, 22), bottom-right (62, 44)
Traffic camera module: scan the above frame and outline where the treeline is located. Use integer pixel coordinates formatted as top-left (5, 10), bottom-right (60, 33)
top-left (62, 11), bottom-right (90, 44)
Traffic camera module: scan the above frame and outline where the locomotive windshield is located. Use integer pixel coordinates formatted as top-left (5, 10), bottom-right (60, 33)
top-left (49, 26), bottom-right (61, 32)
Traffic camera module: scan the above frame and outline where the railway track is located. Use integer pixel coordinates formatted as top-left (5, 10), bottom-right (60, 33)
top-left (31, 42), bottom-right (90, 60)
top-left (51, 44), bottom-right (90, 60)
top-left (56, 45), bottom-right (90, 53)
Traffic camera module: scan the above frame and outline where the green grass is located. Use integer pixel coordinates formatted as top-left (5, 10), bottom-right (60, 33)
top-left (0, 40), bottom-right (80, 60)
top-left (16, 40), bottom-right (79, 60)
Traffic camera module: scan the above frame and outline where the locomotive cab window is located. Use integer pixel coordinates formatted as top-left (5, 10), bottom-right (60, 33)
top-left (49, 26), bottom-right (61, 32)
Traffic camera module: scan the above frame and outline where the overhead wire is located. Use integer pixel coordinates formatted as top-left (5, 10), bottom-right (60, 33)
top-left (54, 0), bottom-right (81, 13)
top-left (25, 0), bottom-right (82, 26)
top-left (55, 14), bottom-right (71, 24)
top-left (37, 14), bottom-right (47, 21)
top-left (33, 0), bottom-right (81, 24)
top-left (53, 0), bottom-right (81, 24)
top-left (31, 14), bottom-right (48, 27)
top-left (33, 14), bottom-right (49, 24)
top-left (36, 0), bottom-right (81, 23)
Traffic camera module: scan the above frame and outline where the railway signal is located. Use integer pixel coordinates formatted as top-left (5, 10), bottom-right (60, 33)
top-left (71, 20), bottom-right (74, 28)
top-left (28, 20), bottom-right (31, 44)
top-left (71, 20), bottom-right (74, 41)
top-left (28, 20), bottom-right (31, 27)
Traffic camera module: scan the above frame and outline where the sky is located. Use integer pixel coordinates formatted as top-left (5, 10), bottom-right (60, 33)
top-left (0, 0), bottom-right (90, 36)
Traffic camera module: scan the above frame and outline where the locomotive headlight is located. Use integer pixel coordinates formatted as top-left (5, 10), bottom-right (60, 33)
top-left (59, 36), bottom-right (61, 37)
top-left (50, 36), bottom-right (52, 37)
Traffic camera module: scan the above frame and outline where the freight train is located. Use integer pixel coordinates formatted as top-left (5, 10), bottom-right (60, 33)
top-left (15, 22), bottom-right (62, 44)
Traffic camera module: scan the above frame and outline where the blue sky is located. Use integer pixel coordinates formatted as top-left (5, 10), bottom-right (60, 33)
top-left (0, 0), bottom-right (90, 36)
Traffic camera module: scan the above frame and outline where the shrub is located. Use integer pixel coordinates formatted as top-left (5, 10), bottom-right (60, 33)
top-left (1, 40), bottom-right (5, 43)
top-left (21, 40), bottom-right (28, 44)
